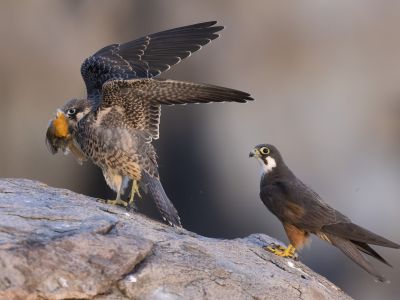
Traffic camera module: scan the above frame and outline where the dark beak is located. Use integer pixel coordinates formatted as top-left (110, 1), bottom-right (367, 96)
top-left (249, 151), bottom-right (255, 158)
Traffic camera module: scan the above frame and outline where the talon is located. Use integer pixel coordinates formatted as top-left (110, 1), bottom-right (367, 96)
top-left (101, 199), bottom-right (128, 207)
top-left (264, 243), bottom-right (296, 258)
top-left (266, 243), bottom-right (287, 251)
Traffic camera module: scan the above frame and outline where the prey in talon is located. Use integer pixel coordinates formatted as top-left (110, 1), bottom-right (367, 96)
top-left (249, 144), bottom-right (399, 282)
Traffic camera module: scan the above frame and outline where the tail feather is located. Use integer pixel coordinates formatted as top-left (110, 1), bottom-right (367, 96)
top-left (326, 233), bottom-right (387, 282)
top-left (323, 222), bottom-right (400, 248)
top-left (141, 172), bottom-right (181, 227)
top-left (351, 240), bottom-right (392, 267)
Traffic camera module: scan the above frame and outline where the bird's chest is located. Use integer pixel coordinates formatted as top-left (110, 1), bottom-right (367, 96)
top-left (261, 188), bottom-right (286, 218)
top-left (75, 116), bottom-right (106, 161)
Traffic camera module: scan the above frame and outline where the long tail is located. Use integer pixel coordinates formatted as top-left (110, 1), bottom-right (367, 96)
top-left (352, 240), bottom-right (392, 267)
top-left (141, 171), bottom-right (181, 228)
top-left (323, 222), bottom-right (400, 248)
top-left (326, 233), bottom-right (388, 282)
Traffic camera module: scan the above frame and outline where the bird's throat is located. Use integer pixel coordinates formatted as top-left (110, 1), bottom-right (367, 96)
top-left (259, 156), bottom-right (277, 175)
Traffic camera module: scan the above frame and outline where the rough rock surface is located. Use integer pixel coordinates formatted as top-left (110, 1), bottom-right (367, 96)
top-left (0, 179), bottom-right (351, 300)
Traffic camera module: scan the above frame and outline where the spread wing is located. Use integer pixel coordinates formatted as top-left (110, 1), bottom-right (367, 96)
top-left (100, 79), bottom-right (253, 140)
top-left (80, 21), bottom-right (223, 103)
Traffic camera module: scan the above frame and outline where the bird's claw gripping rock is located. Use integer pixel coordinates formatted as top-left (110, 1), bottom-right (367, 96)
top-left (264, 243), bottom-right (297, 259)
top-left (98, 198), bottom-right (128, 207)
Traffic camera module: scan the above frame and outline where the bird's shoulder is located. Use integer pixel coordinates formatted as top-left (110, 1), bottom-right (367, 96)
top-left (260, 176), bottom-right (316, 204)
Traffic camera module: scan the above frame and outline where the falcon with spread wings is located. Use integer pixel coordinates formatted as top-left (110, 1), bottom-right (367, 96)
top-left (46, 21), bottom-right (253, 227)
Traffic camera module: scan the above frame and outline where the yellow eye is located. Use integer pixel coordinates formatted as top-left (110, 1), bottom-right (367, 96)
top-left (259, 147), bottom-right (270, 155)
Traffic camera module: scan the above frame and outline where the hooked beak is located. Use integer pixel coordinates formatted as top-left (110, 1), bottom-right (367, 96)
top-left (56, 109), bottom-right (64, 118)
top-left (249, 149), bottom-right (260, 158)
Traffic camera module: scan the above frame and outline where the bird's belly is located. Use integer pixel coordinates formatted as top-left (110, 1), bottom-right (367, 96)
top-left (87, 145), bottom-right (143, 181)
top-left (95, 153), bottom-right (142, 179)
top-left (77, 127), bottom-right (143, 180)
top-left (102, 169), bottom-right (130, 193)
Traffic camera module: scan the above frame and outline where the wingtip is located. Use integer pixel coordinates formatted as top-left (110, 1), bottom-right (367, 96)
top-left (164, 216), bottom-right (182, 228)
top-left (183, 20), bottom-right (223, 31)
top-left (374, 275), bottom-right (390, 284)
top-left (173, 221), bottom-right (183, 228)
top-left (380, 240), bottom-right (400, 249)
top-left (392, 242), bottom-right (400, 249)
top-left (246, 95), bottom-right (255, 101)
top-left (198, 22), bottom-right (224, 37)
top-left (212, 25), bottom-right (225, 32)
top-left (198, 20), bottom-right (217, 26)
top-left (236, 92), bottom-right (254, 103)
top-left (201, 21), bottom-right (223, 29)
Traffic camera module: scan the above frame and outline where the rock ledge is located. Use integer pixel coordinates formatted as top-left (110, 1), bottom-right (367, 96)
top-left (0, 179), bottom-right (351, 300)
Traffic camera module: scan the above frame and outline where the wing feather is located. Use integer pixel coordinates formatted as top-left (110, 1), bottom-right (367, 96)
top-left (81, 21), bottom-right (223, 103)
top-left (323, 222), bottom-right (400, 248)
top-left (262, 179), bottom-right (349, 231)
top-left (326, 234), bottom-right (387, 282)
top-left (100, 79), bottom-right (253, 140)
top-left (263, 178), bottom-right (400, 249)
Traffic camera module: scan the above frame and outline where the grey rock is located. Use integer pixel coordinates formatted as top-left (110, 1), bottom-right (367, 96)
top-left (0, 179), bottom-right (351, 300)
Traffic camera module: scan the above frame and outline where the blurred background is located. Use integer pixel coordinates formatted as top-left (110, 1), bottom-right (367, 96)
top-left (1, 0), bottom-right (400, 298)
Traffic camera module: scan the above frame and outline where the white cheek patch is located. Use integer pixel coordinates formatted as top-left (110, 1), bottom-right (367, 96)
top-left (75, 107), bottom-right (91, 122)
top-left (258, 156), bottom-right (277, 174)
top-left (76, 112), bottom-right (84, 121)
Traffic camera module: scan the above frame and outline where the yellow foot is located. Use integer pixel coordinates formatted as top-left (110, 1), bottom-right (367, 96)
top-left (128, 180), bottom-right (142, 207)
top-left (99, 198), bottom-right (128, 207)
top-left (264, 243), bottom-right (296, 258)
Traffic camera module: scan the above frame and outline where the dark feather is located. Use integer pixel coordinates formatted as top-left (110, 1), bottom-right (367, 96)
top-left (141, 171), bottom-right (181, 227)
top-left (323, 222), bottom-right (400, 248)
top-left (255, 144), bottom-right (398, 281)
top-left (260, 174), bottom-right (350, 233)
top-left (80, 21), bottom-right (223, 103)
top-left (351, 240), bottom-right (392, 267)
top-left (326, 234), bottom-right (387, 282)
top-left (100, 79), bottom-right (253, 140)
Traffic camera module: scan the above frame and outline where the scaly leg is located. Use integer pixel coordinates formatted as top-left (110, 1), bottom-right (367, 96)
top-left (101, 181), bottom-right (128, 207)
top-left (264, 243), bottom-right (296, 258)
top-left (128, 179), bottom-right (142, 207)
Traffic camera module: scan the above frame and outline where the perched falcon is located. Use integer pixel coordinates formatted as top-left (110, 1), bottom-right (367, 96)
top-left (46, 21), bottom-right (253, 227)
top-left (249, 144), bottom-right (399, 282)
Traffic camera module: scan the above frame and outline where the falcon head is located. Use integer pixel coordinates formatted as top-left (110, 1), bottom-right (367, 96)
top-left (45, 99), bottom-right (90, 154)
top-left (249, 144), bottom-right (282, 174)
top-left (59, 99), bottom-right (91, 129)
